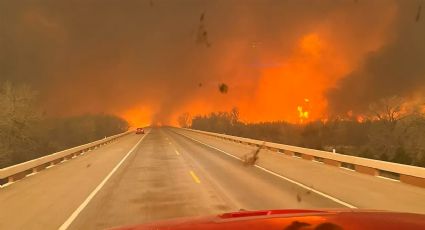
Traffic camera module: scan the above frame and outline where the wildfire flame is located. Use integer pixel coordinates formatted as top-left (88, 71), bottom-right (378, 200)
top-left (357, 116), bottom-right (365, 123)
top-left (125, 18), bottom-right (394, 126)
top-left (297, 98), bottom-right (311, 123)
top-left (297, 106), bottom-right (309, 122)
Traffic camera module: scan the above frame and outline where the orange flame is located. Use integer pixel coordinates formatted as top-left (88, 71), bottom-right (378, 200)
top-left (297, 106), bottom-right (309, 123)
top-left (121, 105), bottom-right (153, 128)
top-left (121, 5), bottom-right (396, 126)
top-left (297, 98), bottom-right (311, 123)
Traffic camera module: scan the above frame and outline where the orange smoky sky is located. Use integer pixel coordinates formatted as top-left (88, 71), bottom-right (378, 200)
top-left (2, 1), bottom-right (424, 127)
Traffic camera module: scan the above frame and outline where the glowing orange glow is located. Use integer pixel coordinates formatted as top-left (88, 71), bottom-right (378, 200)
top-left (296, 98), bottom-right (311, 123)
top-left (237, 32), bottom-right (349, 123)
top-left (357, 116), bottom-right (365, 123)
top-left (119, 3), bottom-right (396, 125)
top-left (163, 27), bottom-right (392, 124)
top-left (120, 106), bottom-right (153, 128)
top-left (300, 33), bottom-right (322, 57)
top-left (297, 106), bottom-right (309, 123)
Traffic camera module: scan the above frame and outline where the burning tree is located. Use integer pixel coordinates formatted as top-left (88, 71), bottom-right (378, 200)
top-left (366, 96), bottom-right (425, 164)
top-left (368, 96), bottom-right (406, 130)
top-left (177, 112), bottom-right (191, 128)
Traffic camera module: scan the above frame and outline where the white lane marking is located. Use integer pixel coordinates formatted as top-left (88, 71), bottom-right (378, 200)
top-left (190, 170), bottom-right (201, 184)
top-left (180, 133), bottom-right (240, 160)
top-left (58, 132), bottom-right (149, 230)
top-left (377, 176), bottom-right (400, 182)
top-left (254, 165), bottom-right (357, 208)
top-left (46, 164), bottom-right (55, 169)
top-left (178, 131), bottom-right (358, 209)
top-left (341, 167), bottom-right (355, 172)
top-left (175, 150), bottom-right (180, 156)
top-left (0, 181), bottom-right (14, 188)
top-left (26, 172), bottom-right (38, 177)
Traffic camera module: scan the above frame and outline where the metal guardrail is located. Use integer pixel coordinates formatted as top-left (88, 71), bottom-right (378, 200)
top-left (0, 131), bottom-right (133, 187)
top-left (181, 128), bottom-right (425, 188)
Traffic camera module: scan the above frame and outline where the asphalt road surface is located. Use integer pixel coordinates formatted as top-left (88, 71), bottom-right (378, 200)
top-left (0, 127), bottom-right (424, 230)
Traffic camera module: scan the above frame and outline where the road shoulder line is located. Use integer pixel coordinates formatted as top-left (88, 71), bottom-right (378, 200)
top-left (58, 132), bottom-right (149, 230)
top-left (176, 130), bottom-right (357, 209)
top-left (189, 170), bottom-right (201, 184)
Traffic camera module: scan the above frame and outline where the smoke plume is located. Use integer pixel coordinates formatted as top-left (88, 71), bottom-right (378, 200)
top-left (1, 0), bottom-right (420, 125)
top-left (326, 1), bottom-right (425, 115)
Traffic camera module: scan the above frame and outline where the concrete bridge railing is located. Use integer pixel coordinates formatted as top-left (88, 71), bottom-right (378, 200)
top-left (0, 131), bottom-right (133, 187)
top-left (181, 128), bottom-right (425, 188)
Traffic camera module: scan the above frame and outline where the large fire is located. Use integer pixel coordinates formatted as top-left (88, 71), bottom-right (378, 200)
top-left (121, 106), bottom-right (153, 128)
top-left (121, 30), bottom-right (387, 126)
top-left (119, 2), bottom-right (396, 126)
top-left (238, 32), bottom-right (352, 123)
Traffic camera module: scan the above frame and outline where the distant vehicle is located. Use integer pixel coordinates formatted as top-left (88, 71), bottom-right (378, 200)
top-left (135, 128), bottom-right (145, 134)
top-left (111, 209), bottom-right (425, 230)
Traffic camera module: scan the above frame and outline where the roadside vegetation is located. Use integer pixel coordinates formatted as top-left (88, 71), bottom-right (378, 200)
top-left (183, 98), bottom-right (425, 167)
top-left (0, 83), bottom-right (129, 168)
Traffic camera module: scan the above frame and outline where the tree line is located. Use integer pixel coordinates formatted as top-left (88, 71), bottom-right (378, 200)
top-left (0, 83), bottom-right (129, 168)
top-left (182, 97), bottom-right (425, 167)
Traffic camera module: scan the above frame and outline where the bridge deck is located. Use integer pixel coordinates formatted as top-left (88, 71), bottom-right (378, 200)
top-left (0, 127), bottom-right (424, 230)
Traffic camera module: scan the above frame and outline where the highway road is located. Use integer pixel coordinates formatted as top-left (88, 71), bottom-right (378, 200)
top-left (1, 127), bottom-right (425, 230)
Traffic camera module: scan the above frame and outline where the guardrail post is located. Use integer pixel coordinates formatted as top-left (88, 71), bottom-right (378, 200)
top-left (0, 177), bottom-right (9, 186)
top-left (52, 158), bottom-right (62, 165)
top-left (301, 154), bottom-right (314, 161)
top-left (355, 165), bottom-right (378, 176)
top-left (9, 170), bottom-right (30, 182)
top-left (400, 175), bottom-right (425, 188)
top-left (182, 128), bottom-right (425, 189)
top-left (283, 150), bottom-right (294, 156)
top-left (267, 147), bottom-right (278, 152)
top-left (35, 162), bottom-right (50, 172)
top-left (0, 131), bottom-right (132, 187)
top-left (323, 159), bottom-right (341, 167)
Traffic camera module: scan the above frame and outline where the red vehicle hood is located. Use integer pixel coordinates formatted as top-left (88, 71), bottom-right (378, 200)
top-left (110, 209), bottom-right (425, 230)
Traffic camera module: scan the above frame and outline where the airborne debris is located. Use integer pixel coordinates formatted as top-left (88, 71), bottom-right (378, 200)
top-left (218, 83), bottom-right (228, 94)
top-left (296, 193), bottom-right (302, 202)
top-left (196, 11), bottom-right (211, 47)
top-left (284, 221), bottom-right (311, 230)
top-left (416, 4), bottom-right (422, 22)
top-left (243, 142), bottom-right (265, 166)
top-left (200, 12), bottom-right (205, 22)
top-left (296, 187), bottom-right (313, 202)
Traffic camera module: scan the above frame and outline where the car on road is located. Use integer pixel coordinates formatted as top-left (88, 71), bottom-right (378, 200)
top-left (111, 209), bottom-right (425, 230)
top-left (135, 128), bottom-right (145, 134)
